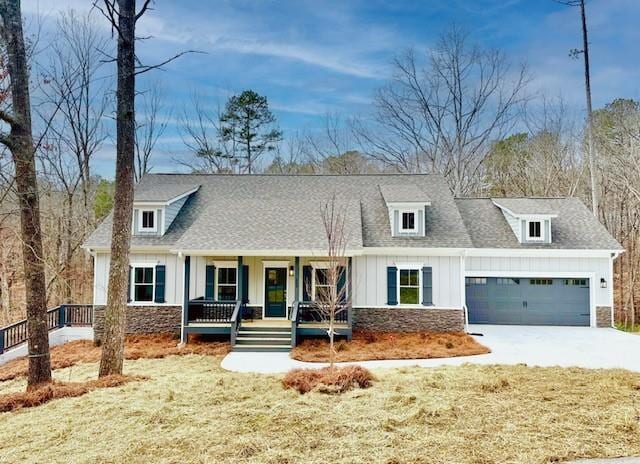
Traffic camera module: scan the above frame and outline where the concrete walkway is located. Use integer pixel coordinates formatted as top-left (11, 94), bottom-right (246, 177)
top-left (221, 325), bottom-right (640, 374)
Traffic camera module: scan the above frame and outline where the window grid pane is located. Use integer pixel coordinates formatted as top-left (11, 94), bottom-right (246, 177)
top-left (399, 269), bottom-right (420, 304)
top-left (402, 212), bottom-right (415, 230)
top-left (142, 211), bottom-right (154, 229)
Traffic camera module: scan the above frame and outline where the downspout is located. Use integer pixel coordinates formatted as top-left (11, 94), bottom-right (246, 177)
top-left (461, 250), bottom-right (469, 333)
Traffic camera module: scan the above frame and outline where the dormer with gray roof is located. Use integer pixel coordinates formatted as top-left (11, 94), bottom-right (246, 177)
top-left (491, 198), bottom-right (559, 244)
top-left (379, 184), bottom-right (431, 237)
top-left (131, 179), bottom-right (200, 237)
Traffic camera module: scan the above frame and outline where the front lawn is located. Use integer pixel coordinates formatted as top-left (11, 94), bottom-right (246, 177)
top-left (1, 354), bottom-right (639, 463)
top-left (291, 331), bottom-right (490, 362)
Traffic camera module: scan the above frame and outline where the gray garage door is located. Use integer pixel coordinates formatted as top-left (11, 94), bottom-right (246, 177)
top-left (466, 277), bottom-right (590, 326)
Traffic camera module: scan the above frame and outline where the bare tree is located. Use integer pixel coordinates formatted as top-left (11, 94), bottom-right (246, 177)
top-left (44, 10), bottom-right (109, 218)
top-left (0, 0), bottom-right (51, 387)
top-left (556, 0), bottom-right (598, 216)
top-left (135, 81), bottom-right (168, 181)
top-left (308, 194), bottom-right (350, 367)
top-left (178, 94), bottom-right (238, 173)
top-left (94, 0), bottom-right (193, 376)
top-left (95, 0), bottom-right (139, 377)
top-left (354, 26), bottom-right (530, 195)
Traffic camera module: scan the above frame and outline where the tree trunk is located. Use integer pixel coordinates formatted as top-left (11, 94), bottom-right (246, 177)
top-left (0, 0), bottom-right (52, 387)
top-left (99, 0), bottom-right (136, 377)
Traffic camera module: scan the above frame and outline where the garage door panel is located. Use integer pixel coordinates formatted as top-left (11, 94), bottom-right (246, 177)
top-left (466, 277), bottom-right (589, 326)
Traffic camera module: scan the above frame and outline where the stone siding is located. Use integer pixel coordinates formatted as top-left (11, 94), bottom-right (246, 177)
top-left (93, 305), bottom-right (181, 343)
top-left (353, 307), bottom-right (465, 333)
top-left (596, 306), bottom-right (612, 328)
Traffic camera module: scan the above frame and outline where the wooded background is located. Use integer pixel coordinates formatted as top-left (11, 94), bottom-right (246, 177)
top-left (0, 11), bottom-right (637, 329)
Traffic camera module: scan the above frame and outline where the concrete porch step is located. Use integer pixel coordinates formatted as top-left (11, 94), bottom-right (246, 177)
top-left (236, 337), bottom-right (291, 345)
top-left (238, 330), bottom-right (290, 337)
top-left (233, 344), bottom-right (291, 353)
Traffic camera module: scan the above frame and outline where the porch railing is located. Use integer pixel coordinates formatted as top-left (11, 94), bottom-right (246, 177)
top-left (0, 304), bottom-right (93, 355)
top-left (187, 299), bottom-right (237, 323)
top-left (295, 301), bottom-right (350, 324)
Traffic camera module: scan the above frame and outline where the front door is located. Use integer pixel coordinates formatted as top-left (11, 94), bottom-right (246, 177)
top-left (265, 267), bottom-right (287, 318)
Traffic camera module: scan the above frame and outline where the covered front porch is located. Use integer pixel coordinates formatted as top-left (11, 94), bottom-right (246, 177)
top-left (180, 255), bottom-right (353, 349)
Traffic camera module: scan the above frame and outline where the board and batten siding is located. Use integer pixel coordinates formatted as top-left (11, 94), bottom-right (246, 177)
top-left (465, 256), bottom-right (613, 307)
top-left (93, 252), bottom-right (183, 306)
top-left (352, 255), bottom-right (462, 309)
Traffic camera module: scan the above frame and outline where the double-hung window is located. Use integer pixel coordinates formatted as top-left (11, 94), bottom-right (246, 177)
top-left (400, 210), bottom-right (417, 233)
top-left (140, 210), bottom-right (156, 232)
top-left (132, 266), bottom-right (154, 303)
top-left (398, 268), bottom-right (420, 305)
top-left (527, 220), bottom-right (542, 241)
top-left (217, 267), bottom-right (237, 301)
top-left (314, 268), bottom-right (333, 301)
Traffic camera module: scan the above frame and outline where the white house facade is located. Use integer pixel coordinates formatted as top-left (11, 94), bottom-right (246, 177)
top-left (83, 174), bottom-right (623, 351)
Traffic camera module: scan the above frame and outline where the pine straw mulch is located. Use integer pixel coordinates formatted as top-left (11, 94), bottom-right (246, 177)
top-left (291, 330), bottom-right (490, 362)
top-left (0, 333), bottom-right (230, 382)
top-left (0, 375), bottom-right (144, 413)
top-left (282, 365), bottom-right (375, 394)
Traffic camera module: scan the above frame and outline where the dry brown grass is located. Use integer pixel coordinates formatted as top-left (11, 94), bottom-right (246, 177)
top-left (0, 333), bottom-right (229, 382)
top-left (0, 375), bottom-right (143, 413)
top-left (282, 365), bottom-right (375, 394)
top-left (291, 330), bottom-right (490, 362)
top-left (1, 356), bottom-right (640, 463)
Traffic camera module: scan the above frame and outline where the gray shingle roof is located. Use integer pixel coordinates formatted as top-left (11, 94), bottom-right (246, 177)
top-left (491, 198), bottom-right (558, 216)
top-left (379, 184), bottom-right (430, 204)
top-left (134, 179), bottom-right (200, 203)
top-left (456, 197), bottom-right (623, 250)
top-left (84, 173), bottom-right (474, 251)
top-left (84, 174), bottom-right (621, 252)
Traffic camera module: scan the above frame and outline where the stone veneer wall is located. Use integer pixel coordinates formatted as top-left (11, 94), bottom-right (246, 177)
top-left (596, 306), bottom-right (612, 328)
top-left (93, 305), bottom-right (181, 343)
top-left (353, 307), bottom-right (465, 333)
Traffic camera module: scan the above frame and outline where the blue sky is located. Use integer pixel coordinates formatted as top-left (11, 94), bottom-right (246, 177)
top-left (25, 0), bottom-right (640, 177)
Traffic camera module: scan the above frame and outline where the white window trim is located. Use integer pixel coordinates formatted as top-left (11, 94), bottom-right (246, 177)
top-left (139, 209), bottom-right (157, 232)
top-left (399, 209), bottom-right (419, 233)
top-left (214, 261), bottom-right (238, 301)
top-left (526, 220), bottom-right (544, 241)
top-left (310, 262), bottom-right (348, 302)
top-left (396, 263), bottom-right (422, 306)
top-left (130, 264), bottom-right (155, 304)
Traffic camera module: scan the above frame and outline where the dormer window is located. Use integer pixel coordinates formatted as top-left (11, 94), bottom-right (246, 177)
top-left (140, 210), bottom-right (156, 232)
top-left (401, 211), bottom-right (417, 232)
top-left (527, 220), bottom-right (542, 241)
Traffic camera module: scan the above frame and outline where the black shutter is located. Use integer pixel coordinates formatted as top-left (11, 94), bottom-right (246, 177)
top-left (302, 265), bottom-right (312, 302)
top-left (205, 265), bottom-right (215, 300)
top-left (154, 265), bottom-right (166, 303)
top-left (127, 266), bottom-right (132, 302)
top-left (422, 266), bottom-right (433, 306)
top-left (242, 265), bottom-right (249, 303)
top-left (337, 266), bottom-right (347, 303)
top-left (387, 266), bottom-right (398, 305)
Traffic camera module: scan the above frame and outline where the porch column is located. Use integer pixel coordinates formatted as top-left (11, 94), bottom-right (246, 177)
top-left (181, 255), bottom-right (191, 344)
top-left (237, 256), bottom-right (243, 302)
top-left (294, 256), bottom-right (300, 301)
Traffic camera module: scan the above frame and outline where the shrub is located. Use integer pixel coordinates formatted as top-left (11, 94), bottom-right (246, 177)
top-left (282, 365), bottom-right (375, 394)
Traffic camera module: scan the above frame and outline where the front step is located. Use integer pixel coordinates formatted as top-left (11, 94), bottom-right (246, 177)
top-left (233, 324), bottom-right (292, 352)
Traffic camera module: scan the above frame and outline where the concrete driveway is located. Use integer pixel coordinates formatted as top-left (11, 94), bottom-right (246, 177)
top-left (221, 325), bottom-right (640, 374)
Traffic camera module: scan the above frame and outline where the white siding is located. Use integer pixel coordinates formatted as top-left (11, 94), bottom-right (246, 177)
top-left (352, 255), bottom-right (462, 309)
top-left (465, 256), bottom-right (613, 307)
top-left (502, 210), bottom-right (521, 242)
top-left (164, 196), bottom-right (188, 233)
top-left (92, 252), bottom-right (183, 305)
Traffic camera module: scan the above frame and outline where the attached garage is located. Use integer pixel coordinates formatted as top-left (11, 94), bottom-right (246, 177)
top-left (466, 277), bottom-right (590, 326)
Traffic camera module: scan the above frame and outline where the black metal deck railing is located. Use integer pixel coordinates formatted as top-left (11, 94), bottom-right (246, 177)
top-left (0, 304), bottom-right (93, 354)
top-left (187, 299), bottom-right (237, 323)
